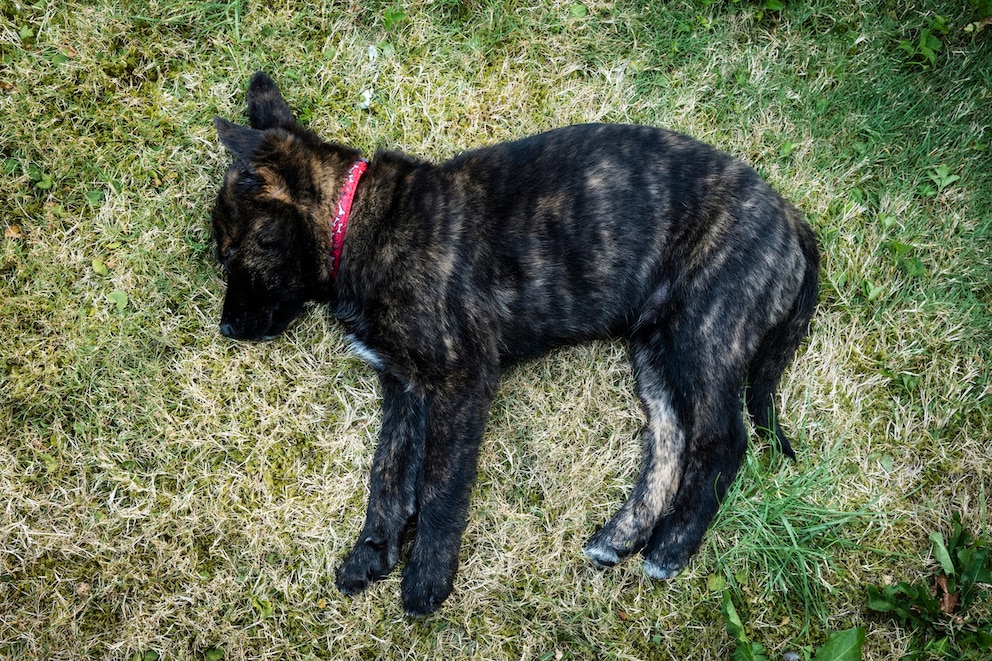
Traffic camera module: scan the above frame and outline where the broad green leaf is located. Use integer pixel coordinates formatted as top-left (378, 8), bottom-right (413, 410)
top-left (812, 627), bottom-right (864, 661)
top-left (900, 257), bottom-right (925, 278)
top-left (252, 596), bottom-right (274, 618)
top-left (960, 546), bottom-right (990, 590)
top-left (866, 586), bottom-right (895, 612)
top-left (862, 280), bottom-right (884, 301)
top-left (92, 259), bottom-right (109, 276)
top-left (733, 641), bottom-right (770, 661)
top-left (722, 591), bottom-right (746, 641)
top-left (885, 240), bottom-right (913, 258)
top-left (383, 8), bottom-right (407, 30)
top-left (108, 290), bottom-right (128, 311)
top-left (930, 532), bottom-right (956, 575)
top-left (38, 452), bottom-right (58, 472)
top-left (707, 573), bottom-right (727, 592)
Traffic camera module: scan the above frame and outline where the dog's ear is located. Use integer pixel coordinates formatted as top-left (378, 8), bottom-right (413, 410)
top-left (214, 117), bottom-right (300, 206)
top-left (214, 116), bottom-right (265, 164)
top-left (247, 71), bottom-right (298, 131)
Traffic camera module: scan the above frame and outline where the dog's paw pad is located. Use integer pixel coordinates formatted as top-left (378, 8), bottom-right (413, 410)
top-left (642, 559), bottom-right (684, 580)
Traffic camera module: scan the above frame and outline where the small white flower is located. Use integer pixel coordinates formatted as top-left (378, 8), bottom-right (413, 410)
top-left (358, 88), bottom-right (374, 110)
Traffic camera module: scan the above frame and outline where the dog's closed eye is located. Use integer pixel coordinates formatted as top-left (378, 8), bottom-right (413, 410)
top-left (256, 233), bottom-right (283, 250)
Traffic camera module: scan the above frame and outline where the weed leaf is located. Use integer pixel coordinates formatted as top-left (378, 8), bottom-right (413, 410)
top-left (812, 627), bottom-right (864, 661)
top-left (723, 591), bottom-right (747, 641)
top-left (884, 240), bottom-right (913, 259)
top-left (735, 642), bottom-right (770, 661)
top-left (900, 257), bottom-right (925, 278)
top-left (867, 515), bottom-right (992, 657)
top-left (959, 546), bottom-right (991, 596)
top-left (929, 164), bottom-right (960, 191)
top-left (708, 573), bottom-right (728, 592)
top-left (252, 596), bottom-right (274, 618)
top-left (383, 7), bottom-right (407, 30)
top-left (108, 291), bottom-right (128, 311)
top-left (866, 585), bottom-right (895, 612)
top-left (930, 532), bottom-right (956, 576)
top-left (862, 280), bottom-right (884, 301)
top-left (722, 592), bottom-right (772, 661)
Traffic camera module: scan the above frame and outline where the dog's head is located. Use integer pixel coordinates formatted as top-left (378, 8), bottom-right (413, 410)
top-left (211, 72), bottom-right (361, 340)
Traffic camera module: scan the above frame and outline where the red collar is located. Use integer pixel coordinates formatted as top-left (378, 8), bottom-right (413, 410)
top-left (329, 158), bottom-right (368, 278)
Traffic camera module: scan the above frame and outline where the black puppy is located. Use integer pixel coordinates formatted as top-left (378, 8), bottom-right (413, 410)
top-left (211, 72), bottom-right (819, 616)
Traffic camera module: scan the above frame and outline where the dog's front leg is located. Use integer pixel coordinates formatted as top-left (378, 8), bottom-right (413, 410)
top-left (336, 372), bottom-right (426, 595)
top-left (400, 372), bottom-right (497, 616)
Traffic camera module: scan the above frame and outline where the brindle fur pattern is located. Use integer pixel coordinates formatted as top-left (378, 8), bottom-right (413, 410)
top-left (212, 72), bottom-right (819, 616)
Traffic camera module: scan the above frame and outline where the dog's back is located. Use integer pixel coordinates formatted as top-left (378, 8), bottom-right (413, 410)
top-left (344, 124), bottom-right (813, 367)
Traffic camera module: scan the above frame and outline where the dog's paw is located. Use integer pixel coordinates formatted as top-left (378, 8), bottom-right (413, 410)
top-left (641, 543), bottom-right (689, 580)
top-left (642, 558), bottom-right (684, 580)
top-left (401, 561), bottom-right (454, 617)
top-left (335, 541), bottom-right (395, 595)
top-left (584, 524), bottom-right (643, 568)
top-left (583, 539), bottom-right (621, 568)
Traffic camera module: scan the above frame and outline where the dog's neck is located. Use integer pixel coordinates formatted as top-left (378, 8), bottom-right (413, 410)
top-left (329, 158), bottom-right (369, 279)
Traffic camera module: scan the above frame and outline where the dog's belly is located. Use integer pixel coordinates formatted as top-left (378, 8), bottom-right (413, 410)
top-left (491, 283), bottom-right (653, 364)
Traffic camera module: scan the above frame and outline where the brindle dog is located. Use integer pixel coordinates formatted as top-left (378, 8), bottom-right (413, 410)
top-left (211, 72), bottom-right (819, 616)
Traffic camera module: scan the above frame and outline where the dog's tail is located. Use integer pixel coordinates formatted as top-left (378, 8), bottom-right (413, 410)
top-left (746, 215), bottom-right (820, 459)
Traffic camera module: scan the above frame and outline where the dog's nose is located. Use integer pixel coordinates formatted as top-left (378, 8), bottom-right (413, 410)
top-left (219, 321), bottom-right (236, 338)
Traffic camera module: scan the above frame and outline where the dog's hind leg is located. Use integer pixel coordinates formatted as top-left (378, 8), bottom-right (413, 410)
top-left (640, 389), bottom-right (747, 579)
top-left (638, 312), bottom-right (751, 579)
top-left (584, 328), bottom-right (687, 568)
top-left (336, 372), bottom-right (427, 595)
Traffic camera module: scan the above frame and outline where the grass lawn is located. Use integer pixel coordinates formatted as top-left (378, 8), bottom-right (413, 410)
top-left (2, 0), bottom-right (990, 659)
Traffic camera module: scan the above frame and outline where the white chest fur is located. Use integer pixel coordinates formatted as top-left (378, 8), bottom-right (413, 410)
top-left (346, 335), bottom-right (385, 370)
